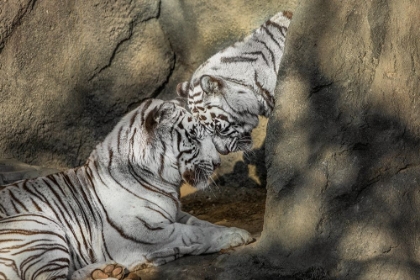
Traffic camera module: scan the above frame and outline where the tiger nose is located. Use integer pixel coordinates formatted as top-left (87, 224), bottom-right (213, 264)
top-left (212, 158), bottom-right (221, 169)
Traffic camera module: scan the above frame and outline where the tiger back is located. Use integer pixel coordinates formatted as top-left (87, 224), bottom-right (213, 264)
top-left (0, 99), bottom-right (252, 280)
top-left (177, 11), bottom-right (293, 154)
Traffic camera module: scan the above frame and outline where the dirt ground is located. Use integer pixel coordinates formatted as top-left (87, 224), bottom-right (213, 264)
top-left (180, 184), bottom-right (267, 237)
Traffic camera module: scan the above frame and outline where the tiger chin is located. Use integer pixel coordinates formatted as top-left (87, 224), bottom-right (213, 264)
top-left (177, 11), bottom-right (293, 155)
top-left (0, 99), bottom-right (253, 280)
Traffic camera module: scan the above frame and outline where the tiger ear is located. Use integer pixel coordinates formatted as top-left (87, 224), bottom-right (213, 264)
top-left (176, 81), bottom-right (190, 98)
top-left (200, 75), bottom-right (224, 94)
top-left (154, 102), bottom-right (176, 123)
top-left (144, 102), bottom-right (176, 134)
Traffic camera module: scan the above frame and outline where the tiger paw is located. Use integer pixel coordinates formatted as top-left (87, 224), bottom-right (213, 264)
top-left (91, 263), bottom-right (125, 280)
top-left (218, 227), bottom-right (254, 249)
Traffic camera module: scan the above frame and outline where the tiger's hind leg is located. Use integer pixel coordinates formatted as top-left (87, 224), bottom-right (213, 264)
top-left (0, 214), bottom-right (71, 280)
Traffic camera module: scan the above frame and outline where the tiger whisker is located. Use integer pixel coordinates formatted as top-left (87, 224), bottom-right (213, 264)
top-left (206, 177), bottom-right (218, 198)
top-left (209, 175), bottom-right (221, 194)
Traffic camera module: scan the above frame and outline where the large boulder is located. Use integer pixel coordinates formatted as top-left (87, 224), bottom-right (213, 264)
top-left (253, 0), bottom-right (420, 279)
top-left (0, 0), bottom-right (174, 168)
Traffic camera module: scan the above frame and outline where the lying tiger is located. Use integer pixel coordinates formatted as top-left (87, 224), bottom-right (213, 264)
top-left (177, 11), bottom-right (293, 154)
top-left (0, 99), bottom-right (252, 280)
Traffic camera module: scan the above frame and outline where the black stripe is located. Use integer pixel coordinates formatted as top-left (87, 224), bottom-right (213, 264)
top-left (8, 188), bottom-right (29, 212)
top-left (129, 110), bottom-right (140, 129)
top-left (254, 71), bottom-right (274, 111)
top-left (74, 168), bottom-right (99, 233)
top-left (254, 38), bottom-right (277, 72)
top-left (191, 91), bottom-right (202, 98)
top-left (117, 126), bottom-right (123, 153)
top-left (243, 51), bottom-right (269, 66)
top-left (42, 176), bottom-right (89, 265)
top-left (221, 56), bottom-right (258, 64)
top-left (0, 228), bottom-right (67, 242)
top-left (29, 181), bottom-right (62, 223)
top-left (60, 173), bottom-right (94, 262)
top-left (84, 164), bottom-right (112, 260)
top-left (136, 217), bottom-right (164, 231)
top-left (126, 159), bottom-right (178, 218)
top-left (266, 20), bottom-right (288, 38)
top-left (158, 138), bottom-right (166, 179)
top-left (144, 206), bottom-right (172, 221)
top-left (261, 25), bottom-right (282, 49)
top-left (34, 263), bottom-right (69, 280)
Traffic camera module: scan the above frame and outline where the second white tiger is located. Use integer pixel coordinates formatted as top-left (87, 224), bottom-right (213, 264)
top-left (177, 11), bottom-right (293, 154)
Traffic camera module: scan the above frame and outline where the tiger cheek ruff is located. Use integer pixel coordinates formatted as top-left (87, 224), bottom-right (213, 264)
top-left (0, 98), bottom-right (253, 279)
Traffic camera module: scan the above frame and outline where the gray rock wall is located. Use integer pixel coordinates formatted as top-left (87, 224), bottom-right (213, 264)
top-left (0, 0), bottom-right (173, 168)
top-left (259, 0), bottom-right (420, 279)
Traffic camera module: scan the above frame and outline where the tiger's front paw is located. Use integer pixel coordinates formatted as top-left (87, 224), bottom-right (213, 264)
top-left (218, 227), bottom-right (254, 249)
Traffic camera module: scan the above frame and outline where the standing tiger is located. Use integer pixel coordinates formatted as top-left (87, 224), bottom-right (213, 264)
top-left (177, 11), bottom-right (293, 154)
top-left (0, 99), bottom-right (252, 280)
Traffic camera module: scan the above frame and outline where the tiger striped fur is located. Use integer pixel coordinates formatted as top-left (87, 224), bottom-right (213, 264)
top-left (0, 99), bottom-right (252, 280)
top-left (177, 11), bottom-right (293, 154)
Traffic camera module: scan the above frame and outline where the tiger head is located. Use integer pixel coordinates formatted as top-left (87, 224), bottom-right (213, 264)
top-left (95, 99), bottom-right (220, 191)
top-left (138, 99), bottom-right (221, 190)
top-left (177, 75), bottom-right (266, 154)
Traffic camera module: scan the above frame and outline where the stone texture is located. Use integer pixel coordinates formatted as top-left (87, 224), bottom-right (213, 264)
top-left (0, 0), bottom-right (173, 168)
top-left (254, 0), bottom-right (420, 279)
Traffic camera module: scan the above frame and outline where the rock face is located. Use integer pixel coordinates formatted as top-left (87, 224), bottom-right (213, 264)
top-left (0, 0), bottom-right (174, 168)
top-left (258, 0), bottom-right (420, 279)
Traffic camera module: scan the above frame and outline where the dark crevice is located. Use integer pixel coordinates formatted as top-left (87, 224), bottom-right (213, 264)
top-left (0, 0), bottom-right (37, 53)
top-left (88, 21), bottom-right (135, 82)
top-left (309, 82), bottom-right (333, 97)
top-left (156, 0), bottom-right (162, 20)
top-left (88, 1), bottom-right (162, 82)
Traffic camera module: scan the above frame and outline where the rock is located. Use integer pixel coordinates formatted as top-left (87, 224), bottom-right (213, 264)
top-left (0, 0), bottom-right (173, 168)
top-left (0, 158), bottom-right (60, 185)
top-left (0, 0), bottom-right (34, 50)
top-left (253, 0), bottom-right (420, 279)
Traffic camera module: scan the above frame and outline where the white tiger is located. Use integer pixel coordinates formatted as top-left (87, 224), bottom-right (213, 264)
top-left (177, 11), bottom-right (293, 154)
top-left (0, 99), bottom-right (253, 280)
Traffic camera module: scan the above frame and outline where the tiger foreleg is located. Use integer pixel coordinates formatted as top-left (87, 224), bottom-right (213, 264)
top-left (144, 222), bottom-right (253, 266)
